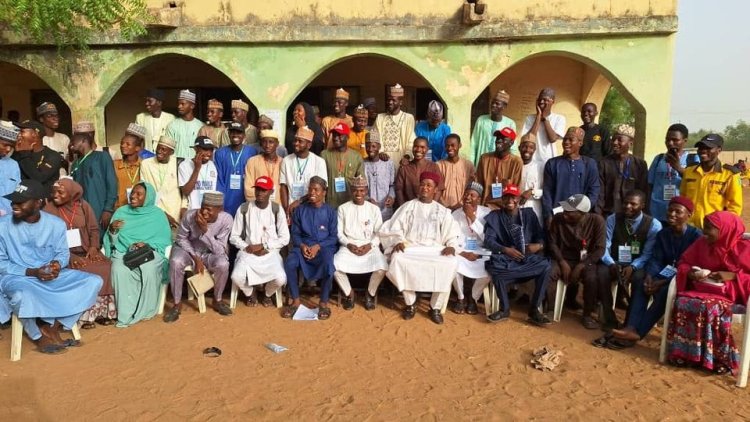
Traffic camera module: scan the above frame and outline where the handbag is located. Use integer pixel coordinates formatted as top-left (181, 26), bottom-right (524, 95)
top-left (691, 278), bottom-right (728, 297)
top-left (123, 243), bottom-right (155, 270)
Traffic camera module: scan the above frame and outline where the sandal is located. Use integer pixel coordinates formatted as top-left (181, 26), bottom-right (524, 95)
top-left (96, 318), bottom-right (115, 326)
top-left (604, 338), bottom-right (635, 350)
top-left (261, 295), bottom-right (274, 307)
top-left (451, 300), bottom-right (466, 315)
top-left (163, 306), bottom-right (181, 323)
top-left (62, 339), bottom-right (82, 348)
top-left (318, 306), bottom-right (332, 320)
top-left (715, 365), bottom-right (730, 375)
top-left (245, 296), bottom-right (258, 307)
top-left (466, 301), bottom-right (478, 315)
top-left (281, 305), bottom-right (298, 319)
top-left (592, 333), bottom-right (613, 348)
top-left (81, 322), bottom-right (96, 330)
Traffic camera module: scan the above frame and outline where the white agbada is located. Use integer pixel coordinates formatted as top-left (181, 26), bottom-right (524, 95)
top-left (521, 113), bottom-right (566, 164)
top-left (278, 153), bottom-right (328, 204)
top-left (229, 201), bottom-right (290, 287)
top-left (521, 160), bottom-right (544, 221)
top-left (452, 205), bottom-right (491, 279)
top-left (333, 200), bottom-right (388, 274)
top-left (379, 198), bottom-right (459, 292)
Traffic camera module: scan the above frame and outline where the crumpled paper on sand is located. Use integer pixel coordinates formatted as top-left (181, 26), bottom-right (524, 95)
top-left (531, 346), bottom-right (563, 371)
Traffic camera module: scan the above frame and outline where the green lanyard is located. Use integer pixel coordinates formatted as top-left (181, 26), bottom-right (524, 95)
top-left (71, 151), bottom-right (93, 175)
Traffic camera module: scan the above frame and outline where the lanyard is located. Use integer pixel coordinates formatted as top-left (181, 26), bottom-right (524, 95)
top-left (618, 157), bottom-right (632, 179)
top-left (155, 163), bottom-right (168, 191)
top-left (230, 146), bottom-right (245, 174)
top-left (336, 152), bottom-right (347, 176)
top-left (58, 201), bottom-right (79, 230)
top-left (71, 151), bottom-right (93, 175)
top-left (124, 162), bottom-right (140, 185)
top-left (295, 156), bottom-right (310, 181)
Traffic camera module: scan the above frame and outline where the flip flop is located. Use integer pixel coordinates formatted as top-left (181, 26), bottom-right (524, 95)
top-left (591, 333), bottom-right (613, 348)
top-left (604, 338), bottom-right (635, 350)
top-left (318, 306), bottom-right (332, 320)
top-left (281, 305), bottom-right (298, 319)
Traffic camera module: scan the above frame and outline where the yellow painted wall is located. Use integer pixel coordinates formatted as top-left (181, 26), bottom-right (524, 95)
top-left (0, 62), bottom-right (51, 121)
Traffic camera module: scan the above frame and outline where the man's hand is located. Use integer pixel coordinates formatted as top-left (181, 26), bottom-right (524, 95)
top-left (347, 243), bottom-right (359, 254)
top-left (384, 196), bottom-right (395, 208)
top-left (192, 153), bottom-right (204, 171)
top-left (393, 242), bottom-right (406, 253)
top-left (621, 265), bottom-right (634, 284)
top-left (664, 151), bottom-right (683, 171)
top-left (643, 275), bottom-right (666, 296)
top-left (70, 255), bottom-right (87, 269)
top-left (192, 255), bottom-right (205, 274)
top-left (460, 251), bottom-right (478, 261)
top-left (464, 206), bottom-right (476, 223)
top-left (307, 244), bottom-right (321, 260)
top-left (195, 211), bottom-right (208, 234)
top-left (559, 260), bottom-right (572, 284)
top-left (502, 247), bottom-right (525, 261)
top-left (378, 152), bottom-right (390, 162)
top-left (100, 211), bottom-right (113, 230)
top-left (609, 264), bottom-right (620, 280)
top-left (86, 247), bottom-right (105, 262)
top-left (535, 103), bottom-right (544, 118)
top-left (109, 218), bottom-right (124, 234)
top-left (245, 243), bottom-right (264, 255)
top-left (570, 263), bottom-right (585, 285)
top-left (441, 246), bottom-right (455, 256)
top-left (526, 243), bottom-right (543, 255)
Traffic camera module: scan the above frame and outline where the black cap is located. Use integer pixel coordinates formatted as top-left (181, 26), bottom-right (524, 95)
top-left (3, 179), bottom-right (46, 203)
top-left (227, 122), bottom-right (244, 132)
top-left (17, 120), bottom-right (45, 134)
top-left (194, 135), bottom-right (215, 149)
top-left (696, 133), bottom-right (724, 149)
top-left (146, 88), bottom-right (165, 102)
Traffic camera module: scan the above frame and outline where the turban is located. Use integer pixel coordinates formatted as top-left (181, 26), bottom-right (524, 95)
top-left (367, 129), bottom-right (380, 144)
top-left (419, 171), bottom-right (441, 186)
top-left (388, 84), bottom-right (404, 98)
top-left (335, 88), bottom-right (350, 100)
top-left (207, 99), bottom-right (223, 110)
top-left (669, 196), bottom-right (694, 214)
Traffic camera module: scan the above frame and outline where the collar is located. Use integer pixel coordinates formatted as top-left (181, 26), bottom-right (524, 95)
top-left (625, 212), bottom-right (644, 227)
top-left (117, 157), bottom-right (141, 169)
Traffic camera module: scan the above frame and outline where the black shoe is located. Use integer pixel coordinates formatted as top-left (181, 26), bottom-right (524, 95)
top-left (342, 293), bottom-right (355, 311)
top-left (429, 309), bottom-right (444, 325)
top-left (527, 309), bottom-right (551, 326)
top-left (466, 301), bottom-right (478, 315)
top-left (487, 310), bottom-right (510, 323)
top-left (214, 301), bottom-right (233, 316)
top-left (364, 294), bottom-right (376, 310)
top-left (402, 305), bottom-right (416, 320)
top-left (163, 306), bottom-right (181, 323)
top-left (582, 316), bottom-right (599, 330)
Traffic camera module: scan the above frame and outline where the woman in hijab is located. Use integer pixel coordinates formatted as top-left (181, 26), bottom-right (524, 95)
top-left (285, 102), bottom-right (325, 155)
top-left (104, 181), bottom-right (172, 327)
top-left (667, 211), bottom-right (750, 375)
top-left (44, 178), bottom-right (114, 329)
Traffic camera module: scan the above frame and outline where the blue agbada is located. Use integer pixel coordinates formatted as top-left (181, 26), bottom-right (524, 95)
top-left (0, 212), bottom-right (101, 338)
top-left (0, 156), bottom-right (20, 216)
top-left (214, 145), bottom-right (257, 216)
top-left (415, 121), bottom-right (452, 161)
top-left (286, 202), bottom-right (338, 282)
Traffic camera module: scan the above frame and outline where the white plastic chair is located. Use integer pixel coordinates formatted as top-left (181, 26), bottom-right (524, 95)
top-left (482, 283), bottom-right (501, 316)
top-left (659, 277), bottom-right (750, 387)
top-left (157, 246), bottom-right (199, 314)
top-left (10, 314), bottom-right (81, 361)
top-left (229, 283), bottom-right (283, 309)
top-left (553, 279), bottom-right (618, 322)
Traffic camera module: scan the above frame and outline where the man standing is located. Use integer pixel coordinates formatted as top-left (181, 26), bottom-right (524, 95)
top-left (542, 127), bottom-right (600, 226)
top-left (648, 124), bottom-right (699, 222)
top-left (140, 136), bottom-right (182, 228)
top-left (597, 124), bottom-right (649, 216)
top-left (36, 102), bottom-right (70, 168)
top-left (333, 176), bottom-right (388, 310)
top-left (395, 137), bottom-right (442, 207)
top-left (279, 127), bottom-right (328, 217)
top-left (230, 176), bottom-right (289, 307)
top-left (380, 171), bottom-right (459, 325)
top-left (178, 136), bottom-right (218, 211)
top-left (12, 120), bottom-right (61, 195)
top-left (258, 115), bottom-right (274, 131)
top-left (0, 121), bottom-right (20, 217)
top-left (363, 97), bottom-right (377, 130)
top-left (166, 89), bottom-right (204, 160)
top-left (415, 100), bottom-right (451, 162)
top-left (164, 192), bottom-right (233, 322)
top-left (221, 99), bottom-right (258, 148)
top-left (363, 132), bottom-right (395, 220)
top-left (680, 133), bottom-right (742, 229)
top-left (215, 122), bottom-right (257, 217)
top-left (450, 183), bottom-right (491, 315)
top-left (244, 129), bottom-right (282, 204)
top-left (521, 88), bottom-right (566, 165)
top-left (113, 123), bottom-right (145, 209)
top-left (198, 98), bottom-right (226, 145)
top-left (437, 133), bottom-right (475, 210)
top-left (136, 88), bottom-right (175, 152)
top-left (321, 122), bottom-right (365, 209)
top-left (519, 133), bottom-right (544, 221)
top-left (476, 127), bottom-right (523, 210)
top-left (374, 84), bottom-right (415, 167)
top-left (69, 121), bottom-right (117, 229)
top-left (321, 88), bottom-right (353, 143)
top-left (0, 179), bottom-right (102, 354)
top-left (470, 90), bottom-right (517, 166)
top-left (579, 103), bottom-right (611, 161)
top-left (348, 105), bottom-right (369, 158)
top-left (484, 184), bottom-right (551, 325)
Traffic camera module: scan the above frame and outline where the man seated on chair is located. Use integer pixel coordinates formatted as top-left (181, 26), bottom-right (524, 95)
top-left (333, 175), bottom-right (388, 311)
top-left (547, 194), bottom-right (606, 328)
top-left (450, 182), bottom-right (492, 315)
top-left (0, 179), bottom-right (102, 354)
top-left (379, 171), bottom-right (459, 325)
top-left (483, 184), bottom-right (551, 326)
top-left (605, 196), bottom-right (702, 349)
top-left (229, 176), bottom-right (289, 307)
top-left (164, 191), bottom-right (233, 322)
top-left (594, 189), bottom-right (661, 330)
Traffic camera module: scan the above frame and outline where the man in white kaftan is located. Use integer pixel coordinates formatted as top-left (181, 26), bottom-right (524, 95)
top-left (379, 171), bottom-right (459, 325)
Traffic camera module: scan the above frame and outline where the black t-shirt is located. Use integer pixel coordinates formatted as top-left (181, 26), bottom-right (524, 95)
top-left (12, 146), bottom-right (62, 196)
top-left (579, 124), bottom-right (611, 161)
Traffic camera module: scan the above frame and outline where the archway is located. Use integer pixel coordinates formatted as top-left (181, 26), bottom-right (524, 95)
top-left (103, 54), bottom-right (258, 148)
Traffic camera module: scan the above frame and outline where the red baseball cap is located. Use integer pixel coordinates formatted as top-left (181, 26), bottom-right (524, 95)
top-left (331, 122), bottom-right (351, 136)
top-left (253, 176), bottom-right (274, 190)
top-left (493, 127), bottom-right (517, 141)
top-left (502, 184), bottom-right (521, 197)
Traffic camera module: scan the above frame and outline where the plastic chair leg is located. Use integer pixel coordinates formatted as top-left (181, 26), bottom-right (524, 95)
top-left (229, 283), bottom-right (239, 309)
top-left (658, 277), bottom-right (677, 364)
top-left (553, 280), bottom-right (567, 322)
top-left (10, 313), bottom-right (22, 362)
top-left (157, 284), bottom-right (168, 315)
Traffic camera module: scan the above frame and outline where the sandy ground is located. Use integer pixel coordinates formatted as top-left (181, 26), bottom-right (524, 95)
top-left (2, 189), bottom-right (750, 420)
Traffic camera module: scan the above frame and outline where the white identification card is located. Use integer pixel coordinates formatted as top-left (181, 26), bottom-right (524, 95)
top-left (292, 182), bottom-right (305, 199)
top-left (663, 184), bottom-right (677, 201)
top-left (552, 206), bottom-right (563, 215)
top-left (230, 174), bottom-right (242, 190)
top-left (334, 177), bottom-right (346, 193)
top-left (618, 245), bottom-right (633, 263)
top-left (465, 237), bottom-right (478, 251)
top-left (126, 188), bottom-right (132, 202)
top-left (66, 228), bottom-right (82, 248)
top-left (491, 183), bottom-right (503, 199)
top-left (659, 265), bottom-right (677, 278)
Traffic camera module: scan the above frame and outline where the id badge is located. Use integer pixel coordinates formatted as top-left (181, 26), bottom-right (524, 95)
top-left (491, 183), bottom-right (503, 199)
top-left (230, 174), bottom-right (242, 190)
top-left (66, 228), bottom-right (82, 248)
top-left (126, 187), bottom-right (132, 202)
top-left (465, 237), bottom-right (478, 251)
top-left (334, 177), bottom-right (346, 193)
top-left (618, 245), bottom-right (632, 263)
top-left (663, 184), bottom-right (677, 200)
top-left (659, 265), bottom-right (677, 278)
top-left (631, 241), bottom-right (641, 255)
top-left (291, 182), bottom-right (305, 199)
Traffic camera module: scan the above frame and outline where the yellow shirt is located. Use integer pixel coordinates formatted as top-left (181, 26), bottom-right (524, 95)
top-left (680, 162), bottom-right (742, 229)
top-left (348, 129), bottom-right (368, 158)
top-left (113, 158), bottom-right (142, 209)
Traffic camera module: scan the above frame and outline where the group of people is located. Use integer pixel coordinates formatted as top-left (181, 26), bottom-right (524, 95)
top-left (0, 85), bottom-right (748, 379)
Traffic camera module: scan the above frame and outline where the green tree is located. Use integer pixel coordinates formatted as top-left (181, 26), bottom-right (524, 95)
top-left (0, 0), bottom-right (152, 49)
top-left (723, 120), bottom-right (750, 151)
top-left (599, 86), bottom-right (635, 134)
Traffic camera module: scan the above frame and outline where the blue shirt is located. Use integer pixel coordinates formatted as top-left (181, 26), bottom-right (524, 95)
top-left (415, 121), bottom-right (452, 162)
top-left (648, 151), bottom-right (699, 221)
top-left (214, 145), bottom-right (257, 216)
top-left (601, 212), bottom-right (662, 269)
top-left (645, 225), bottom-right (702, 278)
top-left (0, 156), bottom-right (20, 216)
top-left (541, 156), bottom-right (600, 221)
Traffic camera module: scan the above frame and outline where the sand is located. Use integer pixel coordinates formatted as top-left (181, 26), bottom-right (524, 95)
top-left (3, 189), bottom-right (750, 420)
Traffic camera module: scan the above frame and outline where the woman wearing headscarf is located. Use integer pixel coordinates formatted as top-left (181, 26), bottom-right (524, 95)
top-left (285, 102), bottom-right (325, 156)
top-left (104, 181), bottom-right (172, 327)
top-left (44, 178), bottom-right (114, 328)
top-left (666, 211), bottom-right (750, 375)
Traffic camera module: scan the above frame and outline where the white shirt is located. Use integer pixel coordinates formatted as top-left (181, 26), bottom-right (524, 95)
top-left (521, 113), bottom-right (566, 164)
top-left (136, 111), bottom-right (176, 151)
top-left (337, 201), bottom-right (383, 248)
top-left (229, 201), bottom-right (290, 251)
top-left (521, 160), bottom-right (544, 220)
top-left (178, 159), bottom-right (218, 210)
top-left (278, 152), bottom-right (328, 203)
top-left (451, 206), bottom-right (491, 251)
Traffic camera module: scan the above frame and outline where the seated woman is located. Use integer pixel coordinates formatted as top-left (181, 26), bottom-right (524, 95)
top-left (44, 178), bottom-right (114, 329)
top-left (666, 211), bottom-right (750, 375)
top-left (104, 182), bottom-right (171, 328)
